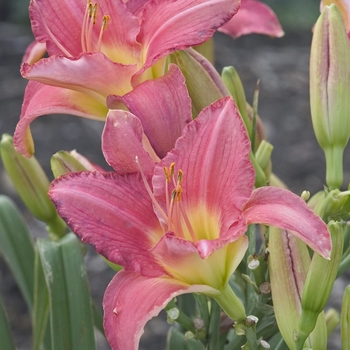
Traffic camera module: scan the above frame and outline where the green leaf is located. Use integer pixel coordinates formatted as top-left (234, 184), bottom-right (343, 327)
top-left (38, 233), bottom-right (96, 350)
top-left (166, 326), bottom-right (205, 350)
top-left (0, 294), bottom-right (16, 350)
top-left (32, 248), bottom-right (50, 350)
top-left (0, 195), bottom-right (35, 311)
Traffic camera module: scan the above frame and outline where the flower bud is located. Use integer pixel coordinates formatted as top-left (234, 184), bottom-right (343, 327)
top-left (51, 151), bottom-right (89, 178)
top-left (0, 134), bottom-right (66, 238)
top-left (325, 308), bottom-right (339, 337)
top-left (297, 221), bottom-right (343, 347)
top-left (341, 285), bottom-right (350, 350)
top-left (310, 4), bottom-right (350, 189)
top-left (1, 134), bottom-right (54, 221)
top-left (221, 66), bottom-right (251, 135)
top-left (269, 227), bottom-right (327, 349)
top-left (170, 49), bottom-right (227, 117)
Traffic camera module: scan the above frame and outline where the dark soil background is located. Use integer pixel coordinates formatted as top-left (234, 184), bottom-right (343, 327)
top-left (0, 2), bottom-right (349, 348)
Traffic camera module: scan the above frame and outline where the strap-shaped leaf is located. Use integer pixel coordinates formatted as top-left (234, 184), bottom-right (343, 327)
top-left (37, 233), bottom-right (96, 350)
top-left (0, 294), bottom-right (16, 350)
top-left (0, 195), bottom-right (35, 311)
top-left (33, 248), bottom-right (51, 350)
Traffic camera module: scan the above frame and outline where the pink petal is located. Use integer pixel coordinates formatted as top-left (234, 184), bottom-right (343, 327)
top-left (22, 40), bottom-right (46, 64)
top-left (125, 0), bottom-right (149, 15)
top-left (103, 270), bottom-right (216, 350)
top-left (14, 81), bottom-right (108, 157)
top-left (102, 110), bottom-right (155, 174)
top-left (21, 53), bottom-right (137, 103)
top-left (29, 0), bottom-right (85, 56)
top-left (153, 97), bottom-right (255, 232)
top-left (49, 172), bottom-right (165, 276)
top-left (107, 64), bottom-right (191, 158)
top-left (219, 0), bottom-right (284, 39)
top-left (88, 0), bottom-right (142, 64)
top-left (243, 186), bottom-right (331, 259)
top-left (29, 0), bottom-right (142, 61)
top-left (137, 0), bottom-right (240, 71)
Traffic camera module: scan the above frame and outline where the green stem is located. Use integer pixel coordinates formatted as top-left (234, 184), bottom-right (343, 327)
top-left (46, 214), bottom-right (67, 240)
top-left (213, 284), bottom-right (246, 321)
top-left (324, 146), bottom-right (344, 189)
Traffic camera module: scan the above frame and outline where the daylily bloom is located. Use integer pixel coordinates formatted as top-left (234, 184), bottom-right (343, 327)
top-left (219, 0), bottom-right (284, 38)
top-left (14, 0), bottom-right (240, 157)
top-left (50, 97), bottom-right (331, 349)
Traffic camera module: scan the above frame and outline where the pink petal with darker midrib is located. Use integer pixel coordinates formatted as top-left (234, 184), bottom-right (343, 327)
top-left (49, 171), bottom-right (165, 277)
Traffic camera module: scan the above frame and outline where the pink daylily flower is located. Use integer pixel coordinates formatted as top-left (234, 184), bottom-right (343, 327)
top-left (219, 0), bottom-right (284, 38)
top-left (49, 97), bottom-right (330, 349)
top-left (14, 0), bottom-right (240, 157)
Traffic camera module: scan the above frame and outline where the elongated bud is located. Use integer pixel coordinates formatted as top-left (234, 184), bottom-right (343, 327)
top-left (341, 285), bottom-right (350, 350)
top-left (325, 308), bottom-right (340, 337)
top-left (255, 140), bottom-right (273, 180)
top-left (0, 134), bottom-right (66, 238)
top-left (310, 4), bottom-right (350, 189)
top-left (50, 150), bottom-right (105, 178)
top-left (269, 227), bottom-right (327, 349)
top-left (297, 221), bottom-right (343, 347)
top-left (51, 151), bottom-right (89, 177)
top-left (221, 66), bottom-right (251, 135)
top-left (1, 134), bottom-right (54, 221)
top-left (170, 49), bottom-right (228, 117)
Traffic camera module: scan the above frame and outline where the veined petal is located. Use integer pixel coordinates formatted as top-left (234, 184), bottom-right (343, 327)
top-left (21, 53), bottom-right (137, 104)
top-left (153, 97), bottom-right (254, 234)
top-left (30, 0), bottom-right (142, 62)
top-left (103, 270), bottom-right (217, 350)
top-left (22, 40), bottom-right (46, 64)
top-left (219, 0), bottom-right (284, 39)
top-left (243, 186), bottom-right (331, 259)
top-left (95, 0), bottom-right (142, 64)
top-left (102, 110), bottom-right (155, 174)
top-left (49, 171), bottom-right (165, 276)
top-left (30, 0), bottom-right (85, 56)
top-left (14, 81), bottom-right (108, 157)
top-left (137, 0), bottom-right (240, 71)
top-left (152, 234), bottom-right (248, 287)
top-left (125, 0), bottom-right (149, 15)
top-left (108, 65), bottom-right (191, 158)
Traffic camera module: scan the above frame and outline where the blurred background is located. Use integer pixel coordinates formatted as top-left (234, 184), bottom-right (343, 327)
top-left (0, 0), bottom-right (347, 349)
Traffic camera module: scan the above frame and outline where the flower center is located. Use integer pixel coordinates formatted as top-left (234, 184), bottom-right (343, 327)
top-left (135, 158), bottom-right (197, 243)
top-left (81, 0), bottom-right (110, 53)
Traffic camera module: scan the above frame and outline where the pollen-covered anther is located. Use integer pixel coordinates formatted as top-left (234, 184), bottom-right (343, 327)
top-left (81, 0), bottom-right (110, 52)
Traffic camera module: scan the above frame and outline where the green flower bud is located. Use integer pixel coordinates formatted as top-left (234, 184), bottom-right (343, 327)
top-left (221, 66), bottom-right (251, 135)
top-left (310, 4), bottom-right (350, 189)
top-left (170, 49), bottom-right (227, 117)
top-left (1, 134), bottom-right (52, 221)
top-left (255, 140), bottom-right (273, 181)
top-left (51, 150), bottom-right (90, 178)
top-left (269, 227), bottom-right (327, 349)
top-left (325, 308), bottom-right (340, 337)
top-left (341, 285), bottom-right (350, 350)
top-left (297, 221), bottom-right (343, 347)
top-left (0, 134), bottom-right (66, 239)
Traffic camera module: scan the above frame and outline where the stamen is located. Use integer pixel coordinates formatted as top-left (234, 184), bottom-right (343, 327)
top-left (81, 1), bottom-right (90, 52)
top-left (87, 3), bottom-right (98, 51)
top-left (180, 204), bottom-right (197, 243)
top-left (97, 15), bottom-right (110, 51)
top-left (135, 157), bottom-right (168, 224)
